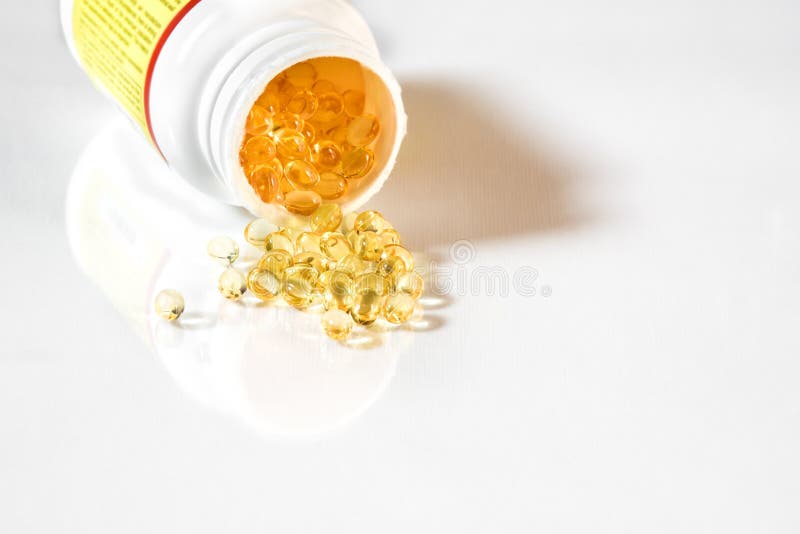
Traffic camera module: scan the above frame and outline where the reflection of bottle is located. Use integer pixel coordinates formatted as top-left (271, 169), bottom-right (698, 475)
top-left (66, 119), bottom-right (409, 438)
top-left (59, 0), bottom-right (406, 221)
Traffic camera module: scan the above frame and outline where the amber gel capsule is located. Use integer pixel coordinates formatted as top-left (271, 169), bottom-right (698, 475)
top-left (282, 265), bottom-right (320, 309)
top-left (258, 249), bottom-right (293, 276)
top-left (350, 289), bottom-right (382, 325)
top-left (320, 232), bottom-right (353, 262)
top-left (285, 160), bottom-right (320, 190)
top-left (323, 270), bottom-right (356, 311)
top-left (310, 203), bottom-right (343, 233)
top-left (383, 293), bottom-right (415, 324)
top-left (247, 268), bottom-right (281, 301)
top-left (321, 309), bottom-right (354, 340)
top-left (154, 289), bottom-right (185, 321)
top-left (284, 190), bottom-right (322, 216)
top-left (264, 231), bottom-right (295, 255)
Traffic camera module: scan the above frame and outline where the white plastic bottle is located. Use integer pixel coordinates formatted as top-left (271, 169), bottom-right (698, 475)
top-left (60, 0), bottom-right (406, 223)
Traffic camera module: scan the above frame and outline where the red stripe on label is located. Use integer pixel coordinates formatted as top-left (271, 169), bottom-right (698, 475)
top-left (143, 0), bottom-right (204, 159)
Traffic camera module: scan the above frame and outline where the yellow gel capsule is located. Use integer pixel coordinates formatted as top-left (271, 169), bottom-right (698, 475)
top-left (334, 254), bottom-right (364, 277)
top-left (284, 160), bottom-right (320, 190)
top-left (320, 231), bottom-right (353, 262)
top-left (383, 293), bottom-right (415, 324)
top-left (350, 290), bottom-right (382, 326)
top-left (361, 260), bottom-right (379, 274)
top-left (393, 271), bottom-right (424, 300)
top-left (321, 309), bottom-right (354, 341)
top-left (345, 229), bottom-right (360, 249)
top-left (356, 272), bottom-right (388, 296)
top-left (315, 172), bottom-right (348, 200)
top-left (342, 89), bottom-right (365, 117)
top-left (257, 249), bottom-right (293, 276)
top-left (346, 114), bottom-right (380, 147)
top-left (247, 160), bottom-right (282, 202)
top-left (353, 210), bottom-right (391, 234)
top-left (293, 251), bottom-right (327, 272)
top-left (284, 61), bottom-right (317, 88)
top-left (341, 211), bottom-right (358, 233)
top-left (323, 270), bottom-right (356, 312)
top-left (340, 147), bottom-right (375, 179)
top-left (207, 236), bottom-right (239, 265)
top-left (313, 92), bottom-right (345, 123)
top-left (301, 121), bottom-right (316, 143)
top-left (255, 91), bottom-right (281, 116)
top-left (311, 140), bottom-right (342, 171)
top-left (310, 203), bottom-right (343, 234)
top-left (296, 232), bottom-right (323, 254)
top-left (286, 89), bottom-right (319, 119)
top-left (381, 228), bottom-right (401, 247)
top-left (270, 112), bottom-right (304, 133)
top-left (381, 244), bottom-right (414, 271)
top-left (247, 268), bottom-right (281, 301)
top-left (154, 289), bottom-right (185, 321)
top-left (218, 268), bottom-right (247, 300)
top-left (353, 230), bottom-right (383, 261)
top-left (377, 255), bottom-right (407, 279)
top-left (312, 79), bottom-right (336, 93)
top-left (282, 265), bottom-right (319, 309)
top-left (245, 105), bottom-right (273, 136)
top-left (241, 135), bottom-right (277, 165)
top-left (244, 218), bottom-right (278, 247)
top-left (264, 231), bottom-right (295, 255)
top-left (284, 190), bottom-right (322, 215)
top-left (274, 128), bottom-right (309, 160)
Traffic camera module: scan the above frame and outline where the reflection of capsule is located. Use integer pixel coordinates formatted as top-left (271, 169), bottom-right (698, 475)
top-left (66, 119), bottom-right (409, 439)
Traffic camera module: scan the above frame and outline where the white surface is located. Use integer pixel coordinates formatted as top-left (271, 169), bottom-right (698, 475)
top-left (2, 1), bottom-right (799, 532)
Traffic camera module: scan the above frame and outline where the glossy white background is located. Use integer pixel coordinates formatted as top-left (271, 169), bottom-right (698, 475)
top-left (2, 1), bottom-right (799, 532)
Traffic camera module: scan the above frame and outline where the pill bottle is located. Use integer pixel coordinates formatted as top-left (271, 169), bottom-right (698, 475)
top-left (60, 0), bottom-right (406, 225)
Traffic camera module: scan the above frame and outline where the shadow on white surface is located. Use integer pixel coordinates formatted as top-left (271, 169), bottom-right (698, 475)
top-left (64, 119), bottom-right (422, 440)
top-left (376, 80), bottom-right (589, 248)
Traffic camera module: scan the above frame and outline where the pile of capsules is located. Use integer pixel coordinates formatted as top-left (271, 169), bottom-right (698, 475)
top-left (155, 205), bottom-right (423, 342)
top-left (239, 59), bottom-right (381, 215)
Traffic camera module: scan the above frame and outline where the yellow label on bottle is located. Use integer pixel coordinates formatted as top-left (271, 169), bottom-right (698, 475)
top-left (72, 0), bottom-right (200, 150)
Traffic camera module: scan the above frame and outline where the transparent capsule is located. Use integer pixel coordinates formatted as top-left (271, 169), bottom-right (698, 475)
top-left (244, 218), bottom-right (278, 247)
top-left (274, 128), bottom-right (308, 160)
top-left (247, 268), bottom-right (281, 301)
top-left (356, 272), bottom-right (388, 296)
top-left (325, 121), bottom-right (350, 145)
top-left (380, 228), bottom-right (401, 247)
top-left (334, 254), bottom-right (364, 277)
top-left (282, 265), bottom-right (319, 309)
top-left (301, 121), bottom-right (316, 143)
top-left (353, 230), bottom-right (383, 261)
top-left (346, 114), bottom-right (380, 147)
top-left (284, 190), bottom-right (322, 215)
top-left (340, 211), bottom-right (358, 233)
top-left (284, 159), bottom-right (320, 190)
top-left (320, 231), bottom-right (353, 262)
top-left (296, 232), bottom-right (323, 254)
top-left (392, 270), bottom-right (424, 300)
top-left (218, 268), bottom-right (247, 300)
top-left (207, 236), bottom-right (239, 265)
top-left (154, 289), bottom-right (185, 321)
top-left (270, 112), bottom-right (304, 133)
top-left (315, 172), bottom-right (348, 200)
top-left (293, 251), bottom-right (327, 272)
top-left (350, 290), bottom-right (382, 325)
top-left (257, 249), bottom-right (293, 276)
top-left (255, 91), bottom-right (281, 116)
top-left (345, 229), bottom-right (360, 249)
top-left (247, 160), bottom-right (282, 202)
top-left (284, 61), bottom-right (317, 88)
top-left (245, 105), bottom-right (273, 136)
top-left (321, 309), bottom-right (354, 341)
top-left (323, 270), bottom-right (356, 312)
top-left (381, 244), bottom-right (414, 271)
top-left (342, 89), bottom-right (366, 117)
top-left (340, 147), bottom-right (375, 179)
top-left (353, 210), bottom-right (392, 234)
top-left (312, 79), bottom-right (336, 93)
top-left (311, 140), bottom-right (342, 171)
top-left (361, 260), bottom-right (379, 274)
top-left (313, 92), bottom-right (345, 123)
top-left (310, 203), bottom-right (343, 234)
top-left (377, 255), bottom-right (407, 279)
top-left (264, 231), bottom-right (295, 255)
top-left (240, 135), bottom-right (277, 165)
top-left (286, 89), bottom-right (319, 119)
top-left (383, 293), bottom-right (415, 324)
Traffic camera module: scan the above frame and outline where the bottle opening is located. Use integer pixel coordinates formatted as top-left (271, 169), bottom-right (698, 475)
top-left (237, 56), bottom-right (399, 221)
